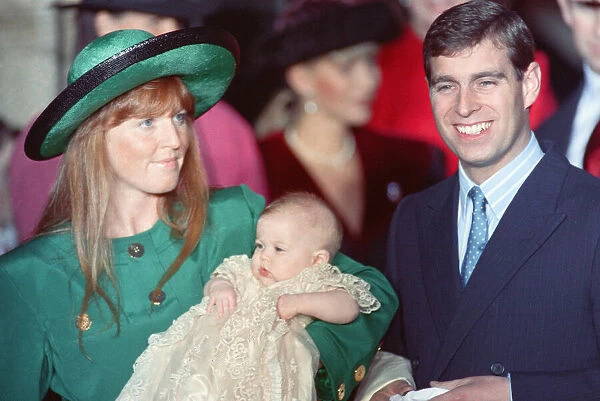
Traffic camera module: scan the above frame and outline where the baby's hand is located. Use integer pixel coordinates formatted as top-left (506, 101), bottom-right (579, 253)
top-left (207, 280), bottom-right (237, 318)
top-left (277, 294), bottom-right (300, 320)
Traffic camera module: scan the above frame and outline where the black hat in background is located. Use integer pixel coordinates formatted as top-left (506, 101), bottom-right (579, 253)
top-left (54, 0), bottom-right (223, 26)
top-left (252, 0), bottom-right (402, 77)
top-left (235, 0), bottom-right (401, 124)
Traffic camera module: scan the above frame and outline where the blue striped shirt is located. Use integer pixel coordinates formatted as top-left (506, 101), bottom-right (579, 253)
top-left (457, 133), bottom-right (544, 268)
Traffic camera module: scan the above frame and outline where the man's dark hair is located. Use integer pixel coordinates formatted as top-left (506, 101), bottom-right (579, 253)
top-left (423, 0), bottom-right (535, 82)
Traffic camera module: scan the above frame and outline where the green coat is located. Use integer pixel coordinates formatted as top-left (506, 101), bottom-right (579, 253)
top-left (0, 185), bottom-right (398, 401)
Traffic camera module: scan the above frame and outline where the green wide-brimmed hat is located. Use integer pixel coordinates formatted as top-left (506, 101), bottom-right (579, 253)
top-left (25, 26), bottom-right (239, 160)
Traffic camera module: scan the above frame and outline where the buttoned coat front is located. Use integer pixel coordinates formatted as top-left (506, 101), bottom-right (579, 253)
top-left (0, 185), bottom-right (398, 401)
top-left (385, 149), bottom-right (600, 400)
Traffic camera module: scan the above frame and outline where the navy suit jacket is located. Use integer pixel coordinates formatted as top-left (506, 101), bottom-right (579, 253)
top-left (535, 84), bottom-right (583, 155)
top-left (385, 149), bottom-right (600, 400)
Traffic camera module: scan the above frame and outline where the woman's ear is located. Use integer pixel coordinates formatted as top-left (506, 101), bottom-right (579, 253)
top-left (311, 249), bottom-right (330, 266)
top-left (285, 63), bottom-right (315, 97)
top-left (556, 0), bottom-right (574, 27)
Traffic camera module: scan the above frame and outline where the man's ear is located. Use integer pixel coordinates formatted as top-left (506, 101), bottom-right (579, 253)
top-left (522, 61), bottom-right (541, 110)
top-left (312, 249), bottom-right (330, 266)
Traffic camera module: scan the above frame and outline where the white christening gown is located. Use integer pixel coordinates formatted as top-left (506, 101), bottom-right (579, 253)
top-left (117, 254), bottom-right (380, 401)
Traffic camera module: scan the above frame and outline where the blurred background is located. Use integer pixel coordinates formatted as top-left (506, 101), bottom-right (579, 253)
top-left (0, 0), bottom-right (583, 131)
top-left (0, 0), bottom-right (282, 129)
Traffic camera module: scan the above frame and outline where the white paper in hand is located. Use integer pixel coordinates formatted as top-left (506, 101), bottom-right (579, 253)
top-left (389, 387), bottom-right (449, 401)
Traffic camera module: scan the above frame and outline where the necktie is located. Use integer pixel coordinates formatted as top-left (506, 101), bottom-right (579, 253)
top-left (583, 119), bottom-right (600, 177)
top-left (461, 186), bottom-right (488, 288)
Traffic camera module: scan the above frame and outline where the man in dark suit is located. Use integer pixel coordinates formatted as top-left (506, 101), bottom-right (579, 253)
top-left (536, 0), bottom-right (600, 171)
top-left (376, 1), bottom-right (600, 400)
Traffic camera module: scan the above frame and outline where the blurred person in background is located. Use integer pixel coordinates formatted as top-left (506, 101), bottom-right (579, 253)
top-left (367, 0), bottom-right (558, 175)
top-left (0, 118), bottom-right (18, 255)
top-left (253, 0), bottom-right (446, 271)
top-left (536, 0), bottom-right (600, 176)
top-left (9, 0), bottom-right (268, 244)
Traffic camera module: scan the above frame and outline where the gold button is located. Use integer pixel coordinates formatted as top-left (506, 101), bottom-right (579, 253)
top-left (354, 365), bottom-right (366, 382)
top-left (75, 313), bottom-right (92, 331)
top-left (337, 383), bottom-right (345, 400)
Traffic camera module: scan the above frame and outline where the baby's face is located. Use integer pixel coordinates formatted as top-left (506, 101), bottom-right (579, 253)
top-left (251, 211), bottom-right (320, 286)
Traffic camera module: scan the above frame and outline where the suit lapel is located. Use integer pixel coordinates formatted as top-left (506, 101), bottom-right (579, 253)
top-left (430, 152), bottom-right (569, 379)
top-left (420, 177), bottom-right (462, 346)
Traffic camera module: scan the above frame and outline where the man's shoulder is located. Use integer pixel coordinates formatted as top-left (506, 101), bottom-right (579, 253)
top-left (562, 161), bottom-right (600, 196)
top-left (537, 149), bottom-right (600, 203)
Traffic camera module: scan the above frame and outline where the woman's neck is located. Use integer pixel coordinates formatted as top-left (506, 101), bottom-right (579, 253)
top-left (104, 191), bottom-right (162, 238)
top-left (292, 114), bottom-right (351, 153)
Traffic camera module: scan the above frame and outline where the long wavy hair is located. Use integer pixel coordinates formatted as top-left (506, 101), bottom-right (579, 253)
top-left (36, 76), bottom-right (209, 350)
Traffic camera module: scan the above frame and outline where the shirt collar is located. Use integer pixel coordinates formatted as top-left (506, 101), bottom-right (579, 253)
top-left (583, 63), bottom-right (600, 96)
top-left (459, 132), bottom-right (544, 219)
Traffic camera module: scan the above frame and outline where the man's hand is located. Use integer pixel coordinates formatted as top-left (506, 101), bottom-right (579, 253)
top-left (207, 279), bottom-right (237, 318)
top-left (430, 376), bottom-right (510, 401)
top-left (369, 379), bottom-right (414, 401)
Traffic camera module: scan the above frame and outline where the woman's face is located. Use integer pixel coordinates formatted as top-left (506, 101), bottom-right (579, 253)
top-left (94, 10), bottom-right (183, 36)
top-left (301, 42), bottom-right (381, 126)
top-left (105, 109), bottom-right (191, 200)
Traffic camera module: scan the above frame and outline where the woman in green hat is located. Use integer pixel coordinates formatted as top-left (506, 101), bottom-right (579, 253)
top-left (0, 27), bottom-right (397, 401)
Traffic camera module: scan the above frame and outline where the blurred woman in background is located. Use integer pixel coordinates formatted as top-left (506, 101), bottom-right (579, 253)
top-left (254, 0), bottom-right (445, 270)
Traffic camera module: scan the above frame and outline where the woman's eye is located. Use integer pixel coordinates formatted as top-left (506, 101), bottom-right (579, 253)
top-left (140, 118), bottom-right (153, 128)
top-left (173, 111), bottom-right (187, 124)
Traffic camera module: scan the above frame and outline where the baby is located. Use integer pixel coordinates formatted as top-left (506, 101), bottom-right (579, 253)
top-left (118, 192), bottom-right (381, 401)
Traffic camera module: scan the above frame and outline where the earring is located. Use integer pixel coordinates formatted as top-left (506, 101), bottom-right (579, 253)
top-left (304, 99), bottom-right (318, 114)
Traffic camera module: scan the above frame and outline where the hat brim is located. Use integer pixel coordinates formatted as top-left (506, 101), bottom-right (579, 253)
top-left (26, 26), bottom-right (239, 160)
top-left (253, 1), bottom-right (400, 76)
